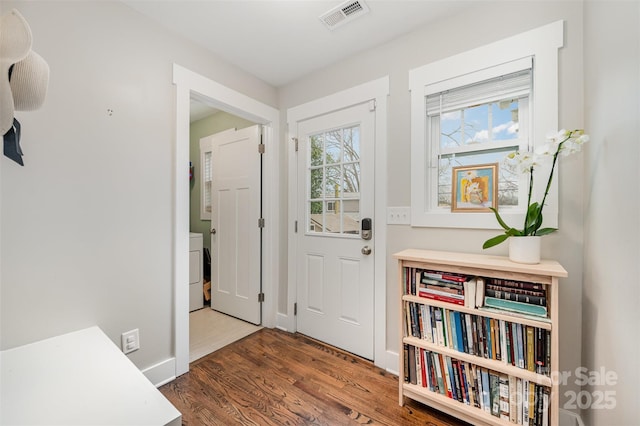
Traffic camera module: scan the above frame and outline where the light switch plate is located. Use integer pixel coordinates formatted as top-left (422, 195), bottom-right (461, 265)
top-left (387, 207), bottom-right (411, 225)
top-left (121, 329), bottom-right (140, 354)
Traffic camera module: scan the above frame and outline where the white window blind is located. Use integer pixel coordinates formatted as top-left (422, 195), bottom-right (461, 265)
top-left (426, 69), bottom-right (532, 116)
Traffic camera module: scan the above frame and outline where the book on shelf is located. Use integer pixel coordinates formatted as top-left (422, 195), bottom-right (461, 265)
top-left (526, 326), bottom-right (535, 373)
top-left (419, 291), bottom-right (465, 306)
top-left (515, 376), bottom-right (523, 425)
top-left (407, 345), bottom-right (417, 385)
top-left (485, 283), bottom-right (546, 298)
top-left (489, 372), bottom-right (500, 417)
top-left (463, 278), bottom-right (477, 308)
top-left (485, 277), bottom-right (546, 291)
top-left (498, 373), bottom-right (510, 421)
top-left (406, 346), bottom-right (553, 423)
top-left (421, 270), bottom-right (470, 284)
top-left (481, 368), bottom-right (491, 414)
top-left (419, 286), bottom-right (465, 301)
top-left (407, 303), bottom-right (551, 377)
top-left (475, 277), bottom-right (485, 307)
top-left (484, 288), bottom-right (547, 306)
top-left (484, 296), bottom-right (548, 317)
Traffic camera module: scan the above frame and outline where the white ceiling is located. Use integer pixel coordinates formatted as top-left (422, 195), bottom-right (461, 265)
top-left (122, 0), bottom-right (472, 88)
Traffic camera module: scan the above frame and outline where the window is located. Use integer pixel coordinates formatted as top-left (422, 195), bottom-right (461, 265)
top-left (199, 136), bottom-right (213, 220)
top-left (307, 125), bottom-right (361, 236)
top-left (428, 69), bottom-right (531, 210)
top-left (409, 20), bottom-right (564, 229)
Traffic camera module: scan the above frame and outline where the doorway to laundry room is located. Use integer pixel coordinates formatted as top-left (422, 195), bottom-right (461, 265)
top-left (187, 100), bottom-right (263, 362)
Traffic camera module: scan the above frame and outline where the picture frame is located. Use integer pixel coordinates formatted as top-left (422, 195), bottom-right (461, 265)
top-left (451, 163), bottom-right (498, 212)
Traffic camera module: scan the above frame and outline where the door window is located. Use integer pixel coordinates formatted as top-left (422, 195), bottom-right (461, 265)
top-left (307, 125), bottom-right (361, 236)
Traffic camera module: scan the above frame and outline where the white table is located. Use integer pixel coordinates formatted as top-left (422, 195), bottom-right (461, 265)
top-left (1, 326), bottom-right (181, 425)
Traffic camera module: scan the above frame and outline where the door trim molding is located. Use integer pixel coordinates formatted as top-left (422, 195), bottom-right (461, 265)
top-left (173, 64), bottom-right (280, 377)
top-left (285, 76), bottom-right (389, 370)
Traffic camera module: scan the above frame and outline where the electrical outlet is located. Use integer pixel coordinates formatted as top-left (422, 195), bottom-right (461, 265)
top-left (121, 329), bottom-right (140, 354)
top-left (387, 207), bottom-right (411, 225)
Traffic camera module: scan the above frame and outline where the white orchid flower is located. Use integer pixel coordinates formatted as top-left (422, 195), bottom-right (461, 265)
top-left (483, 128), bottom-right (589, 250)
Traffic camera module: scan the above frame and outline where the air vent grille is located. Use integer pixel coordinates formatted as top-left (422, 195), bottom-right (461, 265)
top-left (342, 1), bottom-right (363, 16)
top-left (319, 0), bottom-right (370, 30)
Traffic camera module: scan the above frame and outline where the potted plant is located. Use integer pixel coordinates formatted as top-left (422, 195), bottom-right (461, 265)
top-left (483, 129), bottom-right (589, 263)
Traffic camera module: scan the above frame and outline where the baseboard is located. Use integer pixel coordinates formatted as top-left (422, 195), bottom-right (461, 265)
top-left (276, 312), bottom-right (293, 332)
top-left (385, 349), bottom-right (400, 376)
top-left (142, 357), bottom-right (176, 387)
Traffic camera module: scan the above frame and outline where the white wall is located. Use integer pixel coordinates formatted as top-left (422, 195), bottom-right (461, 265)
top-left (0, 0), bottom-right (277, 375)
top-left (582, 1), bottom-right (640, 424)
top-left (279, 0), bottom-right (586, 408)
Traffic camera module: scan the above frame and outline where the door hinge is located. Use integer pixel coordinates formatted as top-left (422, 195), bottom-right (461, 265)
top-left (258, 293), bottom-right (265, 303)
top-left (294, 220), bottom-right (298, 233)
top-left (258, 217), bottom-right (265, 228)
top-left (294, 302), bottom-right (297, 316)
top-left (292, 137), bottom-right (298, 152)
top-left (369, 99), bottom-right (376, 111)
top-left (258, 143), bottom-right (265, 154)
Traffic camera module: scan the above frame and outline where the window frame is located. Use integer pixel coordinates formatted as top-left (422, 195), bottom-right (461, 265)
top-left (199, 136), bottom-right (213, 220)
top-left (409, 20), bottom-right (564, 229)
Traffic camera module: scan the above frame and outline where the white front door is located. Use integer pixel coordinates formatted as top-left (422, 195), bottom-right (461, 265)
top-left (295, 102), bottom-right (375, 360)
top-left (208, 125), bottom-right (262, 325)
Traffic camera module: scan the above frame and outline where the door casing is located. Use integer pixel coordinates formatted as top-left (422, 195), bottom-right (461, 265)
top-left (173, 64), bottom-right (279, 377)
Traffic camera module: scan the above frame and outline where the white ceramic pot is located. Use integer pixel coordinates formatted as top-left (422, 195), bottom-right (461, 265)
top-left (509, 236), bottom-right (541, 264)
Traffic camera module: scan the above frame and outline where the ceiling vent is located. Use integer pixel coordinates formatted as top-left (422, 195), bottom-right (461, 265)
top-left (319, 0), bottom-right (370, 30)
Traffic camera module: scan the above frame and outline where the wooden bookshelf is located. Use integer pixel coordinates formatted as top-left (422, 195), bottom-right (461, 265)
top-left (395, 249), bottom-right (567, 426)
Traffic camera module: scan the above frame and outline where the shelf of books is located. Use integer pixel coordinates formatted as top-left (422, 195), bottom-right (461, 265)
top-left (394, 249), bottom-right (567, 426)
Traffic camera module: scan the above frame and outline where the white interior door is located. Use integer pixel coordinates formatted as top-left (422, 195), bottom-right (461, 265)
top-left (209, 125), bottom-right (261, 325)
top-left (295, 102), bottom-right (375, 360)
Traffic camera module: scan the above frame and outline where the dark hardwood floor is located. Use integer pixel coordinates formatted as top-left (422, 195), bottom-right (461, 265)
top-left (160, 328), bottom-right (470, 425)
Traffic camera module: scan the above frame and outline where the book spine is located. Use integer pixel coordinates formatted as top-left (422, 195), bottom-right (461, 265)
top-left (500, 320), bottom-right (507, 364)
top-left (485, 288), bottom-right (547, 306)
top-left (477, 367), bottom-right (485, 411)
top-left (454, 312), bottom-right (464, 352)
top-left (415, 345), bottom-right (422, 387)
top-left (517, 377), bottom-right (523, 425)
top-left (484, 296), bottom-right (548, 317)
top-left (420, 292), bottom-right (465, 306)
top-left (407, 345), bottom-right (417, 385)
top-left (486, 277), bottom-right (545, 291)
top-left (423, 284), bottom-right (464, 295)
top-left (499, 374), bottom-right (510, 421)
top-left (490, 372), bottom-right (500, 417)
top-left (528, 381), bottom-right (536, 426)
top-left (490, 319), bottom-right (498, 360)
top-left (459, 361), bottom-right (470, 405)
top-left (527, 326), bottom-right (535, 372)
top-left (509, 375), bottom-right (517, 423)
top-left (416, 347), bottom-right (424, 387)
top-left (517, 324), bottom-right (525, 369)
top-left (421, 304), bottom-right (432, 343)
top-left (434, 308), bottom-right (445, 346)
top-left (403, 343), bottom-right (410, 383)
top-left (422, 270), bottom-right (468, 283)
top-left (481, 368), bottom-right (491, 414)
top-left (452, 360), bottom-right (463, 403)
top-left (485, 283), bottom-right (546, 298)
top-left (545, 330), bottom-right (551, 376)
top-left (444, 356), bottom-right (455, 400)
top-left (542, 386), bottom-right (550, 426)
top-left (419, 287), bottom-right (465, 300)
top-left (465, 313), bottom-right (474, 355)
top-left (433, 352), bottom-right (445, 394)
